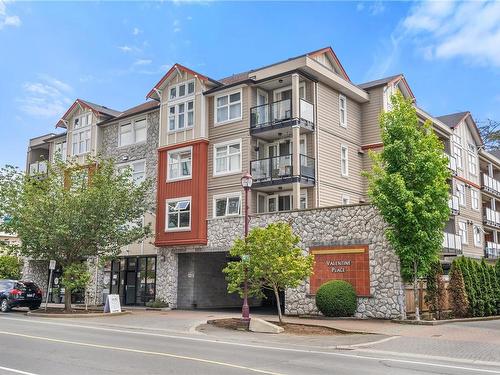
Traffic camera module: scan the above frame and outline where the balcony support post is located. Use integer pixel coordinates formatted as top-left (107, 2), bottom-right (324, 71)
top-left (291, 73), bottom-right (301, 210)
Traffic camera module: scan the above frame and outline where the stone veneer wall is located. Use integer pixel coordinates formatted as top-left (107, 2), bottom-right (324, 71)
top-left (205, 204), bottom-right (405, 319)
top-left (21, 259), bottom-right (49, 297)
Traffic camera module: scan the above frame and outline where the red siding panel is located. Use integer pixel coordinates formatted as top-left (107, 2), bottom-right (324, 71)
top-left (155, 140), bottom-right (208, 246)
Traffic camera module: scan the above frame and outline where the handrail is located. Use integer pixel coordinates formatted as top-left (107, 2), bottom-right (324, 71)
top-left (250, 98), bottom-right (315, 129)
top-left (250, 154), bottom-right (315, 183)
top-left (442, 232), bottom-right (462, 252)
top-left (482, 173), bottom-right (500, 195)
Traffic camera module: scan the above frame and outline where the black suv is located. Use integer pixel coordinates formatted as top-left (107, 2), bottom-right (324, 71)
top-left (0, 280), bottom-right (43, 312)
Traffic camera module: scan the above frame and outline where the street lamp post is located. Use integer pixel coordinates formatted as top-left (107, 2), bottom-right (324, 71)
top-left (240, 172), bottom-right (253, 323)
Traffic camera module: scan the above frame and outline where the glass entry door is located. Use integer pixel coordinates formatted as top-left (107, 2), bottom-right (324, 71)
top-left (110, 256), bottom-right (156, 306)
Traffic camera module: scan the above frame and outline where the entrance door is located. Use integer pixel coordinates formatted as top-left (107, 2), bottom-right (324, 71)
top-left (256, 89), bottom-right (268, 126)
top-left (125, 258), bottom-right (137, 305)
top-left (267, 195), bottom-right (278, 212)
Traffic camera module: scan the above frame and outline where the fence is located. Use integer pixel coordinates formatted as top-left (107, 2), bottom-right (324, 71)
top-left (404, 280), bottom-right (450, 315)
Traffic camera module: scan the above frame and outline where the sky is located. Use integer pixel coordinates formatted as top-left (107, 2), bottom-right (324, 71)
top-left (0, 0), bottom-right (499, 168)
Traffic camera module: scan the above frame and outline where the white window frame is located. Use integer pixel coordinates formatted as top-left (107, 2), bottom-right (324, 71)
top-left (341, 195), bottom-right (350, 205)
top-left (214, 89), bottom-right (243, 125)
top-left (53, 141), bottom-right (67, 162)
top-left (213, 192), bottom-right (242, 218)
top-left (73, 112), bottom-right (92, 130)
top-left (457, 182), bottom-right (466, 207)
top-left (165, 196), bottom-right (192, 232)
top-left (340, 144), bottom-right (349, 177)
top-left (213, 139), bottom-right (242, 177)
top-left (168, 100), bottom-right (195, 133)
top-left (256, 191), bottom-right (307, 213)
top-left (458, 221), bottom-right (468, 245)
top-left (167, 146), bottom-right (193, 182)
top-left (118, 118), bottom-right (147, 147)
top-left (467, 144), bottom-right (477, 177)
top-left (117, 159), bottom-right (146, 184)
top-left (454, 144), bottom-right (463, 170)
top-left (168, 79), bottom-right (195, 102)
top-left (339, 94), bottom-right (347, 128)
top-left (473, 225), bottom-right (482, 247)
top-left (471, 189), bottom-right (480, 211)
top-left (72, 129), bottom-right (91, 156)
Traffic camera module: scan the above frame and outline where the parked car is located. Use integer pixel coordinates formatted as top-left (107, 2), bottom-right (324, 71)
top-left (0, 280), bottom-right (43, 312)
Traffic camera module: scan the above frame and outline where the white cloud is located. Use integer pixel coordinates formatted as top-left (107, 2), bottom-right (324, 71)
top-left (356, 1), bottom-right (385, 16)
top-left (356, 3), bottom-right (364, 12)
top-left (133, 59), bottom-right (152, 66)
top-left (0, 0), bottom-right (21, 30)
top-left (132, 27), bottom-right (141, 35)
top-left (173, 19), bottom-right (181, 33)
top-left (403, 1), bottom-right (500, 68)
top-left (18, 75), bottom-right (73, 118)
top-left (118, 45), bottom-right (133, 52)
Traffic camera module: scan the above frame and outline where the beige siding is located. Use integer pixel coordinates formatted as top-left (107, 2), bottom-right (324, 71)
top-left (316, 82), bottom-right (364, 206)
top-left (66, 107), bottom-right (98, 164)
top-left (361, 87), bottom-right (384, 145)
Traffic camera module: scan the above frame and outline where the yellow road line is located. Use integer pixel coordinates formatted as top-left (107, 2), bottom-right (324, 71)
top-left (0, 330), bottom-right (282, 375)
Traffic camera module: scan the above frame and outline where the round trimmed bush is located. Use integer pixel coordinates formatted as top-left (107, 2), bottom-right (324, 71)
top-left (315, 280), bottom-right (357, 317)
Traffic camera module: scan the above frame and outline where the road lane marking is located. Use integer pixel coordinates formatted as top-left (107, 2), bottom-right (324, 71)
top-left (0, 330), bottom-right (282, 375)
top-left (337, 335), bottom-right (401, 348)
top-left (0, 366), bottom-right (39, 375)
top-left (1, 316), bottom-right (500, 373)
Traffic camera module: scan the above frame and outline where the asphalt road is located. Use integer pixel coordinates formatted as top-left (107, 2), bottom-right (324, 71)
top-left (0, 313), bottom-right (499, 375)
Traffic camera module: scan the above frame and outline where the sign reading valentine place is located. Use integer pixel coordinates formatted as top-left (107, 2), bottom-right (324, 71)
top-left (309, 245), bottom-right (370, 297)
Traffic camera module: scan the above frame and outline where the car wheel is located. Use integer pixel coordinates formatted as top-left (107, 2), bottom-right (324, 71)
top-left (0, 299), bottom-right (10, 313)
top-left (29, 304), bottom-right (41, 311)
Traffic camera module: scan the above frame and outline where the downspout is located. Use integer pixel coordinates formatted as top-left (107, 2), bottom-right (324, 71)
top-left (314, 81), bottom-right (320, 207)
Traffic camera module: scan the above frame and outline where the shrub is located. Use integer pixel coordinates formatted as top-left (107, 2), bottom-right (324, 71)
top-left (315, 280), bottom-right (357, 317)
top-left (448, 261), bottom-right (469, 318)
top-left (0, 255), bottom-right (22, 279)
top-left (145, 299), bottom-right (168, 308)
top-left (425, 261), bottom-right (446, 320)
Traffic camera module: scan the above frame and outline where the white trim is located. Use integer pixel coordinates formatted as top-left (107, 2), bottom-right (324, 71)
top-left (339, 94), bottom-right (347, 128)
top-left (212, 192), bottom-right (242, 218)
top-left (200, 83), bottom-right (206, 138)
top-left (165, 196), bottom-right (192, 232)
top-left (117, 158), bottom-right (146, 184)
top-left (340, 144), bottom-right (349, 177)
top-left (214, 88), bottom-right (243, 126)
top-left (118, 117), bottom-right (147, 148)
top-left (473, 224), bottom-right (482, 248)
top-left (456, 182), bottom-right (466, 207)
top-left (167, 79), bottom-right (195, 104)
top-left (272, 83), bottom-right (305, 101)
top-left (167, 99), bottom-right (195, 133)
top-left (458, 220), bottom-right (468, 245)
top-left (470, 188), bottom-right (480, 211)
top-left (213, 138), bottom-right (242, 177)
top-left (166, 146), bottom-right (193, 182)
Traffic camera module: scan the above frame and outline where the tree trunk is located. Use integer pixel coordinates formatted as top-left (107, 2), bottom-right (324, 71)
top-left (413, 261), bottom-right (420, 321)
top-left (64, 289), bottom-right (72, 312)
top-left (273, 285), bottom-right (283, 324)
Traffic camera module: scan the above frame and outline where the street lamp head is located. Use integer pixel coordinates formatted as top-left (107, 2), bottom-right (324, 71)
top-left (241, 172), bottom-right (253, 189)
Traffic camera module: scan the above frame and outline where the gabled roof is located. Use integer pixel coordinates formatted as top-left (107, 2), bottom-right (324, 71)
top-left (357, 74), bottom-right (403, 90)
top-left (146, 63), bottom-right (221, 100)
top-left (436, 112), bottom-right (470, 129)
top-left (98, 100), bottom-right (160, 126)
top-left (56, 99), bottom-right (120, 128)
top-left (490, 150), bottom-right (500, 160)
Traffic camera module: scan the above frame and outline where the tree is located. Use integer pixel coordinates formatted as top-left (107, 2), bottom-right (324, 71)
top-left (448, 260), bottom-right (469, 318)
top-left (0, 157), bottom-right (152, 311)
top-left (365, 93), bottom-right (451, 320)
top-left (60, 263), bottom-right (91, 305)
top-left (424, 261), bottom-right (446, 320)
top-left (0, 255), bottom-right (22, 279)
top-left (478, 119), bottom-right (500, 151)
top-left (223, 222), bottom-right (314, 323)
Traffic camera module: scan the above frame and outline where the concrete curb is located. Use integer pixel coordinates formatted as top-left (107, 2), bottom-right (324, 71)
top-left (26, 310), bottom-right (132, 318)
top-left (392, 315), bottom-right (500, 325)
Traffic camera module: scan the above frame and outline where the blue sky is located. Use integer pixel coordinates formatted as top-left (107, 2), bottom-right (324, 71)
top-left (1, 1), bottom-right (499, 168)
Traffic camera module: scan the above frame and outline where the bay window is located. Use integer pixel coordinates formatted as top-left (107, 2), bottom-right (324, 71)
top-left (167, 147), bottom-right (192, 181)
top-left (166, 197), bottom-right (191, 231)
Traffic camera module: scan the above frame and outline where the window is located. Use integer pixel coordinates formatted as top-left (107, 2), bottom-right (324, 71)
top-left (53, 141), bottom-right (67, 162)
top-left (339, 94), bottom-right (347, 127)
top-left (214, 193), bottom-right (241, 218)
top-left (342, 195), bottom-right (350, 205)
top-left (457, 183), bottom-right (466, 206)
top-left (215, 90), bottom-right (242, 124)
top-left (169, 80), bottom-right (195, 101)
top-left (119, 118), bottom-right (147, 146)
top-left (473, 225), bottom-right (482, 247)
top-left (340, 145), bottom-right (349, 177)
top-left (166, 197), bottom-right (191, 231)
top-left (257, 192), bottom-right (307, 213)
top-left (454, 145), bottom-right (463, 170)
top-left (72, 129), bottom-right (91, 155)
top-left (118, 160), bottom-right (146, 184)
top-left (471, 189), bottom-right (479, 211)
top-left (168, 101), bottom-right (194, 132)
top-left (458, 221), bottom-right (468, 245)
top-left (214, 140), bottom-right (241, 176)
top-left (167, 147), bottom-right (192, 181)
top-left (467, 144), bottom-right (477, 176)
top-left (73, 113), bottom-right (92, 130)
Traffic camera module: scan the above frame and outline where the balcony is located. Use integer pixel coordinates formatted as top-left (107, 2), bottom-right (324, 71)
top-left (250, 99), bottom-right (314, 139)
top-left (446, 154), bottom-right (458, 175)
top-left (29, 161), bottom-right (48, 176)
top-left (485, 242), bottom-right (500, 259)
top-left (448, 195), bottom-right (459, 215)
top-left (442, 232), bottom-right (462, 255)
top-left (481, 173), bottom-right (500, 197)
top-left (250, 154), bottom-right (315, 189)
top-left (484, 207), bottom-right (500, 228)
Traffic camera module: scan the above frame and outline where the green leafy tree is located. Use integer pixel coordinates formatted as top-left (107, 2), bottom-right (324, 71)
top-left (365, 93), bottom-right (450, 320)
top-left (448, 261), bottom-right (469, 318)
top-left (424, 261), bottom-right (446, 320)
top-left (0, 157), bottom-right (152, 311)
top-left (0, 255), bottom-right (22, 279)
top-left (223, 222), bottom-right (314, 323)
top-left (61, 263), bottom-right (91, 303)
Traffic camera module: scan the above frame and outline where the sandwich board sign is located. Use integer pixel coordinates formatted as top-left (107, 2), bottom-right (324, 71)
top-left (104, 294), bottom-right (122, 313)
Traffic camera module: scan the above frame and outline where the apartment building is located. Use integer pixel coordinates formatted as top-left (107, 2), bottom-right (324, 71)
top-left (24, 46), bottom-right (499, 311)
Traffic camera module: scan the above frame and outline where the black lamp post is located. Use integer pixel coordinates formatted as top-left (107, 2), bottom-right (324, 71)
top-left (240, 172), bottom-right (253, 322)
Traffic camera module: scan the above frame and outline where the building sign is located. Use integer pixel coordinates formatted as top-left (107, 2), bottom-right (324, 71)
top-left (104, 294), bottom-right (122, 313)
top-left (309, 245), bottom-right (370, 297)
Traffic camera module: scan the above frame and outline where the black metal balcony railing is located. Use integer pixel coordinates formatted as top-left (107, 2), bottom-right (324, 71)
top-left (250, 154), bottom-right (315, 185)
top-left (250, 98), bottom-right (314, 131)
top-left (485, 242), bottom-right (500, 259)
top-left (442, 232), bottom-right (462, 255)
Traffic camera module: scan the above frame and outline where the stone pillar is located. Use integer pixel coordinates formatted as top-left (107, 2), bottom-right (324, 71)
top-left (291, 73), bottom-right (301, 210)
top-left (156, 248), bottom-right (178, 308)
top-left (85, 257), bottom-right (105, 306)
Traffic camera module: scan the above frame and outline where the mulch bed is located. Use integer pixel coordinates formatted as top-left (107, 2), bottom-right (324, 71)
top-left (208, 318), bottom-right (350, 336)
top-left (31, 307), bottom-right (104, 315)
